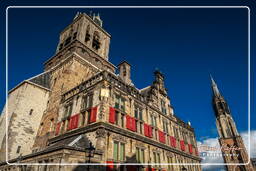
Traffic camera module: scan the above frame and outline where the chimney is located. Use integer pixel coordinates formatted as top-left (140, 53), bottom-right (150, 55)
top-left (118, 61), bottom-right (131, 84)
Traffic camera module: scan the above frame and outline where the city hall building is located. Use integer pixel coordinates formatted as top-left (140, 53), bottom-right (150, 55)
top-left (0, 12), bottom-right (202, 171)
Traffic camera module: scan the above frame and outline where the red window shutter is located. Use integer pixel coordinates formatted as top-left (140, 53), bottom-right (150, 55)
top-left (148, 126), bottom-right (153, 138)
top-left (126, 116), bottom-right (136, 132)
top-left (126, 115), bottom-right (131, 129)
top-left (130, 116), bottom-right (133, 131)
top-left (72, 114), bottom-right (79, 129)
top-left (158, 130), bottom-right (161, 142)
top-left (170, 136), bottom-right (176, 148)
top-left (163, 132), bottom-right (166, 143)
top-left (109, 107), bottom-right (116, 124)
top-left (106, 161), bottom-right (114, 171)
top-left (132, 118), bottom-right (136, 132)
top-left (180, 140), bottom-right (185, 151)
top-left (144, 123), bottom-right (149, 137)
top-left (188, 144), bottom-right (193, 154)
top-left (67, 118), bottom-right (73, 130)
top-left (158, 130), bottom-right (166, 144)
top-left (89, 107), bottom-right (97, 123)
top-left (55, 122), bottom-right (61, 135)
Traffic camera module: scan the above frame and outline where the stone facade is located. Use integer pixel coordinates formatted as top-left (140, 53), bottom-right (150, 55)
top-left (0, 12), bottom-right (202, 171)
top-left (0, 79), bottom-right (50, 162)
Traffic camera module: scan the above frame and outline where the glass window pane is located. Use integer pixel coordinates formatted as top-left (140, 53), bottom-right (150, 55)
top-left (139, 109), bottom-right (143, 120)
top-left (113, 142), bottom-right (118, 161)
top-left (120, 143), bottom-right (125, 161)
top-left (135, 108), bottom-right (138, 118)
top-left (121, 98), bottom-right (125, 111)
top-left (141, 149), bottom-right (145, 163)
top-left (136, 148), bottom-right (140, 162)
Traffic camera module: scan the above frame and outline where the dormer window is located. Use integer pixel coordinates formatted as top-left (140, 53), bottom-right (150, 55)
top-left (92, 31), bottom-right (100, 50)
top-left (161, 99), bottom-right (167, 115)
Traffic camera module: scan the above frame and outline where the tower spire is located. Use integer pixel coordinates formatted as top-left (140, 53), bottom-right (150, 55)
top-left (210, 77), bottom-right (254, 171)
top-left (210, 75), bottom-right (221, 97)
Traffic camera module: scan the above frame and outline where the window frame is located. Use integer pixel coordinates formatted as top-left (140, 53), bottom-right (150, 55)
top-left (113, 141), bottom-right (125, 162)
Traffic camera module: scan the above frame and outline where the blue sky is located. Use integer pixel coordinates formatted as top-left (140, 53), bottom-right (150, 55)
top-left (3, 7), bottom-right (251, 137)
top-left (1, 4), bottom-right (255, 169)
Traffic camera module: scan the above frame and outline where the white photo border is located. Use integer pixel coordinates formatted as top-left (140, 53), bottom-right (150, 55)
top-left (5, 6), bottom-right (251, 167)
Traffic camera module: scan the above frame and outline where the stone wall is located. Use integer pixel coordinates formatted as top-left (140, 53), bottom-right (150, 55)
top-left (33, 54), bottom-right (100, 149)
top-left (0, 81), bottom-right (49, 161)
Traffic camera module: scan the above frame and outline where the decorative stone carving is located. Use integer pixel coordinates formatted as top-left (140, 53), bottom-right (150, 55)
top-left (112, 134), bottom-right (127, 143)
top-left (135, 142), bottom-right (145, 149)
top-left (96, 128), bottom-right (106, 138)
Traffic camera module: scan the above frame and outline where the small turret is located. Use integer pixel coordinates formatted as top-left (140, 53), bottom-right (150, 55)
top-left (118, 61), bottom-right (132, 85)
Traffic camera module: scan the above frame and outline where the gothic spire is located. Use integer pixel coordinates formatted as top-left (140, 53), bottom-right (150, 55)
top-left (210, 75), bottom-right (221, 97)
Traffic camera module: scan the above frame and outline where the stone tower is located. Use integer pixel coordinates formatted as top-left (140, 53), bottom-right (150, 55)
top-left (211, 76), bottom-right (254, 171)
top-left (33, 12), bottom-right (116, 150)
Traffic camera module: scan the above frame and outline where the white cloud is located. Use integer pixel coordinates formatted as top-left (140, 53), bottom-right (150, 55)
top-left (240, 130), bottom-right (256, 158)
top-left (197, 130), bottom-right (256, 171)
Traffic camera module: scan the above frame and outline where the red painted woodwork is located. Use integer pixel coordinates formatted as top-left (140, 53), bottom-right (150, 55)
top-left (109, 107), bottom-right (116, 124)
top-left (170, 136), bottom-right (176, 148)
top-left (55, 122), bottom-right (61, 135)
top-left (89, 107), bottom-right (97, 123)
top-left (180, 140), bottom-right (185, 151)
top-left (158, 130), bottom-right (166, 144)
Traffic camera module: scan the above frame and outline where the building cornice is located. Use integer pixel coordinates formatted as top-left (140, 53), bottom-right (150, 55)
top-left (49, 122), bottom-right (201, 161)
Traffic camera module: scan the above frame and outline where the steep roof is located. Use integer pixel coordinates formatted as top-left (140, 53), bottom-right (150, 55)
top-left (27, 71), bottom-right (51, 89)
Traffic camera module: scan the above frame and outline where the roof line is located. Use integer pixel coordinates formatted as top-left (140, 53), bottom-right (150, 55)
top-left (8, 80), bottom-right (50, 94)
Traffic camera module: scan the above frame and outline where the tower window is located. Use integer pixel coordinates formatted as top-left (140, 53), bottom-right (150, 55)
top-left (73, 32), bottom-right (77, 40)
top-left (92, 31), bottom-right (101, 50)
top-left (16, 146), bottom-right (21, 154)
top-left (64, 37), bottom-right (71, 46)
top-left (85, 26), bottom-right (91, 42)
top-left (59, 43), bottom-right (63, 51)
top-left (29, 109), bottom-right (33, 115)
top-left (217, 102), bottom-right (223, 110)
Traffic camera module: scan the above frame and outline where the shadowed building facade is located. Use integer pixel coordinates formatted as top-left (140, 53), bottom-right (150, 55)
top-left (211, 77), bottom-right (254, 171)
top-left (0, 12), bottom-right (202, 171)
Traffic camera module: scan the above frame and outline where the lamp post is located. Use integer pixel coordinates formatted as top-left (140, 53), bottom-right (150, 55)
top-left (85, 142), bottom-right (95, 171)
top-left (17, 154), bottom-right (24, 171)
top-left (182, 166), bottom-right (187, 171)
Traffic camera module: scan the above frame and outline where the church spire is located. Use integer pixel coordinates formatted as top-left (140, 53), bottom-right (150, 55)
top-left (210, 77), bottom-right (254, 171)
top-left (210, 75), bottom-right (221, 97)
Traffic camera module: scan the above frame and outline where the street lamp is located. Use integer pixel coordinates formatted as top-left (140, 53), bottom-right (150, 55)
top-left (182, 166), bottom-right (187, 171)
top-left (17, 154), bottom-right (25, 171)
top-left (85, 142), bottom-right (96, 171)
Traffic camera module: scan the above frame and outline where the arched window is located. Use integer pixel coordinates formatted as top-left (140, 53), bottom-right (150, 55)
top-left (92, 31), bottom-right (101, 50)
top-left (85, 25), bottom-right (90, 42)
